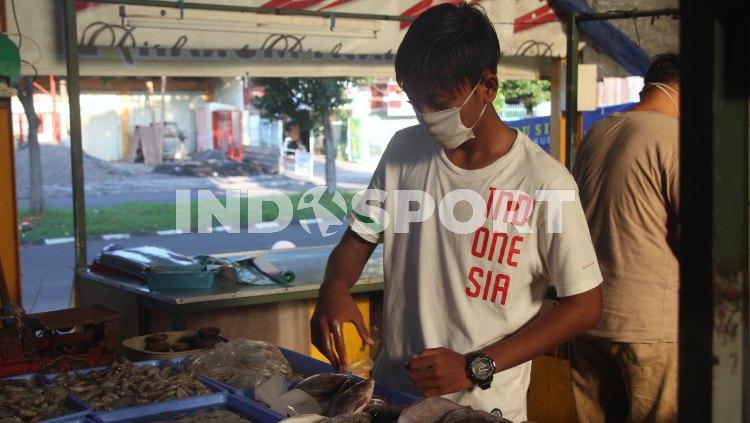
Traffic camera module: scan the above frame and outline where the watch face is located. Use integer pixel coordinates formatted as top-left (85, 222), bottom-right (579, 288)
top-left (471, 357), bottom-right (494, 380)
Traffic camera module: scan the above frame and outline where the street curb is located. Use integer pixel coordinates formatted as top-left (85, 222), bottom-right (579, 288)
top-left (23, 218), bottom-right (345, 247)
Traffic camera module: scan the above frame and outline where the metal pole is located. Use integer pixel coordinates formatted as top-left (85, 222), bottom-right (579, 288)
top-left (564, 13), bottom-right (579, 169)
top-left (90, 0), bottom-right (415, 22)
top-left (576, 8), bottom-right (679, 22)
top-left (63, 0), bottom-right (87, 273)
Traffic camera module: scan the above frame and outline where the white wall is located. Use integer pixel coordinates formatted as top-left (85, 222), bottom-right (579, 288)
top-left (214, 78), bottom-right (244, 109)
top-left (13, 92), bottom-right (208, 161)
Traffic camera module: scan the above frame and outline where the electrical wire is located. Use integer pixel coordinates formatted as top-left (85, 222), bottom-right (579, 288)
top-left (10, 0), bottom-right (22, 49)
top-left (20, 59), bottom-right (38, 87)
top-left (2, 34), bottom-right (43, 65)
top-left (632, 17), bottom-right (641, 46)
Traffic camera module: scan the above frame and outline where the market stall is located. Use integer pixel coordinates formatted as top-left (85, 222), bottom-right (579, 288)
top-left (76, 245), bottom-right (384, 357)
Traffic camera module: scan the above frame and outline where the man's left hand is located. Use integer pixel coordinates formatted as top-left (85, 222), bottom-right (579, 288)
top-left (407, 347), bottom-right (473, 396)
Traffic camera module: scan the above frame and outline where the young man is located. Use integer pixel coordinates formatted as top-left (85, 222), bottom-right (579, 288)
top-left (311, 3), bottom-right (603, 421)
top-left (570, 54), bottom-right (680, 422)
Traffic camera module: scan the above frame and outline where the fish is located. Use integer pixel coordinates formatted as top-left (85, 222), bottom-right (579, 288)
top-left (296, 374), bottom-right (352, 397)
top-left (326, 379), bottom-right (375, 417)
top-left (441, 408), bottom-right (513, 422)
top-left (368, 396), bottom-right (389, 407)
top-left (396, 397), bottom-right (463, 423)
top-left (367, 403), bottom-right (408, 423)
top-left (325, 412), bottom-right (373, 423)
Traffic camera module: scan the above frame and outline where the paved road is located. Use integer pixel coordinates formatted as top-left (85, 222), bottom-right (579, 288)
top-left (17, 156), bottom-right (375, 210)
top-left (20, 221), bottom-right (349, 313)
top-left (16, 154), bottom-right (374, 313)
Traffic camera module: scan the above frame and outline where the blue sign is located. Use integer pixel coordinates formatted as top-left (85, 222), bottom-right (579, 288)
top-left (507, 102), bottom-right (637, 154)
top-left (507, 116), bottom-right (551, 153)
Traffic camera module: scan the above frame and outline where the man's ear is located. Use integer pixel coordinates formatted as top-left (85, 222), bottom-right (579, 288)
top-left (481, 72), bottom-right (499, 103)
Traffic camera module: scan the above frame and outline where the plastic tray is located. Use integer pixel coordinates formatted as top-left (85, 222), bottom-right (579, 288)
top-left (2, 373), bottom-right (92, 423)
top-left (229, 347), bottom-right (417, 418)
top-left (89, 392), bottom-right (282, 423)
top-left (43, 360), bottom-right (226, 412)
top-left (42, 360), bottom-right (166, 383)
top-left (59, 418), bottom-right (95, 423)
top-left (279, 347), bottom-right (418, 405)
top-left (180, 347), bottom-right (325, 395)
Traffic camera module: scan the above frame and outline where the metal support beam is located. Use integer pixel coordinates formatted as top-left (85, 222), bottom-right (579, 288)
top-left (88, 0), bottom-right (415, 23)
top-left (679, 2), bottom-right (749, 421)
top-left (564, 13), bottom-right (579, 169)
top-left (549, 58), bottom-right (565, 164)
top-left (576, 8), bottom-right (678, 22)
top-left (63, 0), bottom-right (87, 274)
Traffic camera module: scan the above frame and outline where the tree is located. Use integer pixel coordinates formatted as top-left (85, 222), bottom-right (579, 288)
top-left (14, 77), bottom-right (44, 214)
top-left (253, 78), bottom-right (355, 193)
top-left (500, 80), bottom-right (551, 116)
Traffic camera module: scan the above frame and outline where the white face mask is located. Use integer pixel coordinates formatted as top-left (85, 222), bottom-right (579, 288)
top-left (413, 81), bottom-right (488, 150)
top-left (648, 82), bottom-right (680, 118)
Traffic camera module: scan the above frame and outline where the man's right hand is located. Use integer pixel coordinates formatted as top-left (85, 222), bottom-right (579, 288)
top-left (311, 284), bottom-right (374, 372)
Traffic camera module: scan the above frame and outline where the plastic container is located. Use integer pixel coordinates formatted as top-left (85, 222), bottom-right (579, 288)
top-left (227, 347), bottom-right (417, 411)
top-left (1, 373), bottom-right (92, 423)
top-left (278, 347), bottom-right (418, 406)
top-left (43, 360), bottom-right (226, 413)
top-left (144, 268), bottom-right (218, 290)
top-left (58, 417), bottom-right (95, 423)
top-left (92, 246), bottom-right (218, 290)
top-left (89, 392), bottom-right (283, 423)
top-left (42, 360), bottom-right (165, 383)
top-left (279, 347), bottom-right (335, 375)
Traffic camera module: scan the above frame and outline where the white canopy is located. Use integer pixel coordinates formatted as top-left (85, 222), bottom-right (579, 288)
top-left (12, 0), bottom-right (567, 78)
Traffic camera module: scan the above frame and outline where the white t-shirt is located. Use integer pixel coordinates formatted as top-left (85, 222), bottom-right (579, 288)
top-left (348, 126), bottom-right (602, 422)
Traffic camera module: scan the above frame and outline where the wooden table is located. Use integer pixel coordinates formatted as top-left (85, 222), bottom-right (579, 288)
top-left (76, 244), bottom-right (384, 354)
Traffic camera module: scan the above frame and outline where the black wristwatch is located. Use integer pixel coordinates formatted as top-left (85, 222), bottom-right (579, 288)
top-left (465, 351), bottom-right (496, 390)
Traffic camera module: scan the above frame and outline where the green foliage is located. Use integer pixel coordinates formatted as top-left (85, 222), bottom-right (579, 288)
top-left (500, 79), bottom-right (551, 113)
top-left (492, 90), bottom-right (506, 113)
top-left (252, 77), bottom-right (357, 133)
top-left (17, 191), bottom-right (361, 243)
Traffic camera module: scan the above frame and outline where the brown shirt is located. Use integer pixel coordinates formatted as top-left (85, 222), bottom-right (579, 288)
top-left (573, 111), bottom-right (679, 342)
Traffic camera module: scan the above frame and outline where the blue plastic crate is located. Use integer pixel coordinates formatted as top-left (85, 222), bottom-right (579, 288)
top-left (166, 356), bottom-right (186, 366)
top-left (43, 360), bottom-right (167, 383)
top-left (4, 372), bottom-right (43, 381)
top-left (43, 359), bottom-right (225, 413)
top-left (279, 347), bottom-right (335, 375)
top-left (279, 347), bottom-right (418, 406)
top-left (2, 373), bottom-right (92, 423)
top-left (58, 417), bottom-right (95, 423)
top-left (89, 392), bottom-right (282, 423)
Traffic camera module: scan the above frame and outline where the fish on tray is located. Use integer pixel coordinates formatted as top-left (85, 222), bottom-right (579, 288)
top-left (325, 379), bottom-right (375, 417)
top-left (397, 397), bottom-right (514, 423)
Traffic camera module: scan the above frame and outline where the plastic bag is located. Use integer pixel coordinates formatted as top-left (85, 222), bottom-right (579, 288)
top-left (349, 357), bottom-right (374, 379)
top-left (186, 338), bottom-right (292, 389)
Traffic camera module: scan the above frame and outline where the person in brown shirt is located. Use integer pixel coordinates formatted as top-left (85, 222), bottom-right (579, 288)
top-left (570, 54), bottom-right (680, 423)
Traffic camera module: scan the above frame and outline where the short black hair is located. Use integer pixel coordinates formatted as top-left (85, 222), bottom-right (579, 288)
top-left (395, 2), bottom-right (500, 96)
top-left (644, 54), bottom-right (680, 85)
